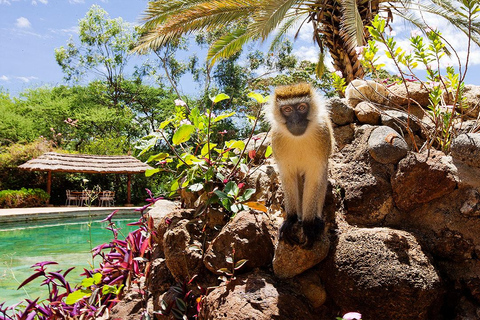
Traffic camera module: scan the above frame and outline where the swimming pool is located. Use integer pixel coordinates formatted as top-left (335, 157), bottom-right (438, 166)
top-left (0, 214), bottom-right (140, 306)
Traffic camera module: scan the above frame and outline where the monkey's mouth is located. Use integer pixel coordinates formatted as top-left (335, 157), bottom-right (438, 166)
top-left (287, 120), bottom-right (309, 136)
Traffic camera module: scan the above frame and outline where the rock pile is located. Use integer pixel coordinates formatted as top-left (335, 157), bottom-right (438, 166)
top-left (112, 81), bottom-right (480, 320)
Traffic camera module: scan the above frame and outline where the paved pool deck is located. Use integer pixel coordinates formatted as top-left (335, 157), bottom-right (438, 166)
top-left (0, 206), bottom-right (141, 224)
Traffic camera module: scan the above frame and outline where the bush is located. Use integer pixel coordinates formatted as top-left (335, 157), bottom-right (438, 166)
top-left (0, 188), bottom-right (50, 208)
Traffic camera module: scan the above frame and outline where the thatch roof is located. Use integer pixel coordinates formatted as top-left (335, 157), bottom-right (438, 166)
top-left (18, 152), bottom-right (153, 174)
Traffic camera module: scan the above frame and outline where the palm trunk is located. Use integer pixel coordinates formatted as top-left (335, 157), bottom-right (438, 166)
top-left (311, 0), bottom-right (382, 83)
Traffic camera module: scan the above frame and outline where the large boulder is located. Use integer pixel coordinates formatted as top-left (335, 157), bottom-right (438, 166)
top-left (380, 109), bottom-right (422, 134)
top-left (354, 101), bottom-right (381, 125)
top-left (330, 126), bottom-right (395, 226)
top-left (320, 227), bottom-right (442, 320)
top-left (368, 126), bottom-right (408, 164)
top-left (163, 218), bottom-right (204, 281)
top-left (203, 210), bottom-right (274, 275)
top-left (459, 85), bottom-right (480, 118)
top-left (392, 151), bottom-right (457, 211)
top-left (333, 124), bottom-right (355, 151)
top-left (451, 133), bottom-right (480, 168)
top-left (199, 272), bottom-right (316, 320)
top-left (327, 97), bottom-right (355, 125)
top-left (387, 82), bottom-right (431, 108)
top-left (345, 79), bottom-right (388, 107)
top-left (273, 222), bottom-right (330, 279)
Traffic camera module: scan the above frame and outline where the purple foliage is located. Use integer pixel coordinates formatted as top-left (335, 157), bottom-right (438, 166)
top-left (0, 192), bottom-right (161, 319)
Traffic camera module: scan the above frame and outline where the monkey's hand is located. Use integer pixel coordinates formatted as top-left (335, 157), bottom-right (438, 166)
top-left (279, 215), bottom-right (298, 245)
top-left (302, 217), bottom-right (325, 249)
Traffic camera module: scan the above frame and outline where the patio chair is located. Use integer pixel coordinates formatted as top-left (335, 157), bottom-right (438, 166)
top-left (79, 190), bottom-right (93, 206)
top-left (99, 191), bottom-right (115, 207)
top-left (65, 190), bottom-right (79, 206)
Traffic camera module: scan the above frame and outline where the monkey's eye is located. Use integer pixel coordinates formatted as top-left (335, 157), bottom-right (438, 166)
top-left (281, 106), bottom-right (294, 114)
top-left (296, 103), bottom-right (308, 112)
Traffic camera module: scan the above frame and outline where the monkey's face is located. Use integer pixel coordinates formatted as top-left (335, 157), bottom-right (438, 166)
top-left (280, 102), bottom-right (309, 136)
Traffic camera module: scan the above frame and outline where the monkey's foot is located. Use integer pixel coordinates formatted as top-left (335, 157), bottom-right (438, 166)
top-left (279, 215), bottom-right (298, 245)
top-left (301, 217), bottom-right (325, 249)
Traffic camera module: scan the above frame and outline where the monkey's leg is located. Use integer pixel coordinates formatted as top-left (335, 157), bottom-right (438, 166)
top-left (301, 164), bottom-right (328, 249)
top-left (279, 171), bottom-right (301, 245)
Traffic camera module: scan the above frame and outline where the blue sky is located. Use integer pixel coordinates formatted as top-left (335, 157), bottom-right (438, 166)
top-left (1, 0), bottom-right (479, 98)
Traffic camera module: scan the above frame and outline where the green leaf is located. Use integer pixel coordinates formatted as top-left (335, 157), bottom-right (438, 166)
top-left (226, 256), bottom-right (233, 264)
top-left (213, 111), bottom-right (235, 122)
top-left (214, 190), bottom-right (229, 199)
top-left (159, 118), bottom-right (174, 129)
top-left (231, 203), bottom-right (244, 213)
top-left (81, 277), bottom-right (95, 287)
top-left (102, 285), bottom-right (118, 295)
top-left (145, 168), bottom-right (160, 177)
top-left (217, 268), bottom-right (233, 275)
top-left (247, 92), bottom-right (269, 104)
top-left (171, 308), bottom-right (185, 320)
top-left (92, 272), bottom-right (102, 284)
top-left (175, 298), bottom-right (187, 312)
top-left (172, 124), bottom-right (195, 145)
top-left (234, 259), bottom-right (248, 270)
top-left (66, 289), bottom-right (91, 305)
top-left (201, 143), bottom-right (217, 157)
top-left (210, 93), bottom-right (230, 103)
top-left (241, 188), bottom-right (256, 201)
top-left (171, 179), bottom-right (179, 192)
top-left (225, 140), bottom-right (245, 150)
top-left (147, 152), bottom-right (169, 163)
top-left (265, 146), bottom-right (273, 158)
top-left (224, 181), bottom-right (239, 197)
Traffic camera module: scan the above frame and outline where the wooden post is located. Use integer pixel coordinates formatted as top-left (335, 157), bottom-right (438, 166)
top-left (46, 171), bottom-right (52, 205)
top-left (126, 174), bottom-right (132, 206)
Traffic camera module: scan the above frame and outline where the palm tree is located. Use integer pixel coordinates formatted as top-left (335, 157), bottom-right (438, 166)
top-left (134, 0), bottom-right (480, 84)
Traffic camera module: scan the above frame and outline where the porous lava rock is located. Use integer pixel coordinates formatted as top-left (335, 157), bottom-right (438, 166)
top-left (392, 150), bottom-right (457, 211)
top-left (203, 210), bottom-right (274, 274)
top-left (273, 222), bottom-right (330, 279)
top-left (163, 218), bottom-right (204, 281)
top-left (199, 272), bottom-right (316, 320)
top-left (451, 133), bottom-right (480, 168)
top-left (328, 96), bottom-right (355, 125)
top-left (320, 227), bottom-right (441, 320)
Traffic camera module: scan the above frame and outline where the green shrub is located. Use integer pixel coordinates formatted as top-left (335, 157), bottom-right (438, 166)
top-left (0, 188), bottom-right (50, 208)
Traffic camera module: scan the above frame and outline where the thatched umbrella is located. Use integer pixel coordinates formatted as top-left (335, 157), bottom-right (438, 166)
top-left (18, 152), bottom-right (153, 205)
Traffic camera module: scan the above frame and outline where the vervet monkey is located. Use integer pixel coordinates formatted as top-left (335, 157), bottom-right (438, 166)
top-left (264, 83), bottom-right (334, 248)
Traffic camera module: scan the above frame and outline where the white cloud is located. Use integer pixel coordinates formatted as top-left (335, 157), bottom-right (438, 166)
top-left (0, 75), bottom-right (9, 81)
top-left (32, 0), bottom-right (47, 5)
top-left (69, 0), bottom-right (84, 3)
top-left (48, 26), bottom-right (79, 35)
top-left (15, 17), bottom-right (31, 28)
top-left (16, 76), bottom-right (38, 83)
top-left (293, 45), bottom-right (319, 63)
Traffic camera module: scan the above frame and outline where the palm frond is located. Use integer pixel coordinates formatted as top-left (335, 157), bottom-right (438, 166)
top-left (268, 15), bottom-right (307, 52)
top-left (207, 27), bottom-right (257, 65)
top-left (134, 0), bottom-right (260, 53)
top-left (251, 0), bottom-right (308, 40)
top-left (392, 1), bottom-right (480, 47)
top-left (341, 0), bottom-right (365, 49)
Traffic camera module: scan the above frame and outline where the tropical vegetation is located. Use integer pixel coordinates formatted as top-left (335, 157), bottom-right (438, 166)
top-left (134, 0), bottom-right (480, 83)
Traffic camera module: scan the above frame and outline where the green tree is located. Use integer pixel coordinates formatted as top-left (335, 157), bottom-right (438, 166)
top-left (134, 0), bottom-right (480, 84)
top-left (55, 4), bottom-right (138, 107)
top-left (0, 89), bottom-right (37, 146)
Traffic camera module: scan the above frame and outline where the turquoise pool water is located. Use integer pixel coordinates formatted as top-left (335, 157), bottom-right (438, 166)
top-left (0, 214), bottom-right (140, 306)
